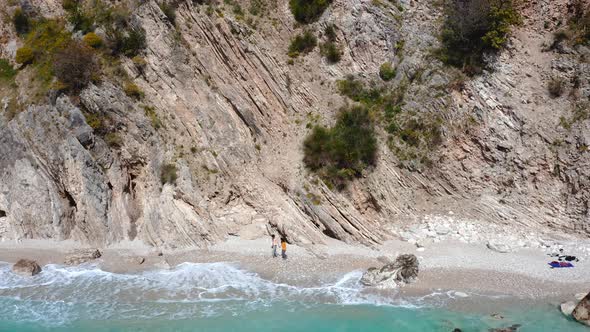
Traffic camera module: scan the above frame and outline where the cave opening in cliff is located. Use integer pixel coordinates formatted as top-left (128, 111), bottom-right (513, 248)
top-left (322, 227), bottom-right (338, 240)
top-left (63, 190), bottom-right (77, 209)
top-left (0, 210), bottom-right (5, 218)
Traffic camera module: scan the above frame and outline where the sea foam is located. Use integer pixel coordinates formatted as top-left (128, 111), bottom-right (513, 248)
top-left (0, 261), bottom-right (452, 326)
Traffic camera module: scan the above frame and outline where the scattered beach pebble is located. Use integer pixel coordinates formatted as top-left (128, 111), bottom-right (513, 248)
top-left (454, 291), bottom-right (468, 298)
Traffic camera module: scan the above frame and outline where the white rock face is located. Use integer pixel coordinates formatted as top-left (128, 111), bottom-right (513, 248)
top-left (0, 0), bottom-right (589, 249)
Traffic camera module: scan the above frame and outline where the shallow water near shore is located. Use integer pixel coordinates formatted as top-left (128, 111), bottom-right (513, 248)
top-left (0, 261), bottom-right (585, 332)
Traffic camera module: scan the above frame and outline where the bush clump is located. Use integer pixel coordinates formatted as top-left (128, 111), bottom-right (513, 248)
top-left (63, 0), bottom-right (95, 34)
top-left (320, 41), bottom-right (341, 63)
top-left (335, 75), bottom-right (442, 170)
top-left (289, 0), bottom-right (333, 24)
top-left (132, 55), bottom-right (148, 73)
top-left (288, 30), bottom-right (317, 58)
top-left (19, 19), bottom-right (72, 80)
top-left (124, 82), bottom-right (144, 99)
top-left (249, 0), bottom-right (266, 16)
top-left (62, 1), bottom-right (147, 58)
top-left (23, 19), bottom-right (71, 54)
top-left (337, 76), bottom-right (382, 105)
top-left (160, 163), bottom-right (178, 185)
top-left (567, 0), bottom-right (590, 45)
top-left (15, 46), bottom-right (34, 64)
top-left (109, 26), bottom-right (147, 57)
top-left (13, 8), bottom-right (30, 35)
top-left (379, 62), bottom-right (396, 81)
top-left (83, 32), bottom-right (103, 48)
top-left (303, 106), bottom-right (377, 189)
top-left (548, 77), bottom-right (564, 98)
top-left (319, 24), bottom-right (340, 63)
top-left (12, 19), bottom-right (73, 98)
top-left (144, 105), bottom-right (163, 129)
top-left (159, 2), bottom-right (177, 24)
top-left (437, 0), bottom-right (520, 75)
top-left (52, 42), bottom-right (99, 92)
top-left (0, 59), bottom-right (17, 81)
top-left (324, 24), bottom-right (336, 41)
top-left (105, 132), bottom-right (123, 148)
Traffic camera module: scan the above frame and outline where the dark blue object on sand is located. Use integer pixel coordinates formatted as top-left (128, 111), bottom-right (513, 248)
top-left (549, 261), bottom-right (574, 268)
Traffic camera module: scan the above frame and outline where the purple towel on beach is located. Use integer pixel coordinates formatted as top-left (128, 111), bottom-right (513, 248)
top-left (549, 261), bottom-right (574, 268)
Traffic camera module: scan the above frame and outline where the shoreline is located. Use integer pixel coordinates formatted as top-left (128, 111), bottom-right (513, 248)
top-left (0, 237), bottom-right (588, 305)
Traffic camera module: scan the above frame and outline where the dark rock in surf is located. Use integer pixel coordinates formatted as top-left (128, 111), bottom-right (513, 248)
top-left (360, 254), bottom-right (419, 287)
top-left (489, 324), bottom-right (521, 332)
top-left (12, 259), bottom-right (42, 276)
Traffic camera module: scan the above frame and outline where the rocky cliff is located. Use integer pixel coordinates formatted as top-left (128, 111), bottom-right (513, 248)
top-left (0, 0), bottom-right (589, 248)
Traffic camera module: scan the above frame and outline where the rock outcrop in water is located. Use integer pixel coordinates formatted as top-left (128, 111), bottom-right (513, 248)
top-left (573, 292), bottom-right (590, 326)
top-left (0, 0), bottom-right (589, 248)
top-left (489, 325), bottom-right (521, 332)
top-left (360, 254), bottom-right (419, 287)
top-left (12, 259), bottom-right (41, 276)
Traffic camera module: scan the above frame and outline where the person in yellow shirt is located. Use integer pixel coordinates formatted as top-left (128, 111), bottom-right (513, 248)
top-left (281, 238), bottom-right (287, 260)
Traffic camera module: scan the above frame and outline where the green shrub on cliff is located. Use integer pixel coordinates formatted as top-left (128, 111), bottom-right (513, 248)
top-left (12, 8), bottom-right (30, 35)
top-left (0, 59), bottom-right (16, 81)
top-left (335, 75), bottom-right (442, 170)
top-left (379, 62), bottom-right (396, 81)
top-left (337, 76), bottom-right (382, 105)
top-left (288, 31), bottom-right (317, 58)
top-left (437, 0), bottom-right (520, 75)
top-left (320, 41), bottom-right (341, 63)
top-left (52, 42), bottom-right (99, 92)
top-left (61, 0), bottom-right (147, 58)
top-left (124, 82), bottom-right (144, 99)
top-left (15, 47), bottom-right (34, 64)
top-left (63, 0), bottom-right (95, 34)
top-left (105, 132), bottom-right (123, 148)
top-left (108, 26), bottom-right (147, 57)
top-left (567, 0), bottom-right (590, 45)
top-left (83, 32), bottom-right (103, 48)
top-left (547, 77), bottom-right (564, 98)
top-left (303, 106), bottom-right (376, 189)
top-left (289, 0), bottom-right (333, 24)
top-left (160, 164), bottom-right (178, 185)
top-left (159, 2), bottom-right (177, 24)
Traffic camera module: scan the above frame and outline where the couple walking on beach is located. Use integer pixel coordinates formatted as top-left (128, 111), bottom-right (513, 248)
top-left (271, 234), bottom-right (287, 259)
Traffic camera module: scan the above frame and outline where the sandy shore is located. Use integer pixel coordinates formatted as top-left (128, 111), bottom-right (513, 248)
top-left (0, 237), bottom-right (588, 305)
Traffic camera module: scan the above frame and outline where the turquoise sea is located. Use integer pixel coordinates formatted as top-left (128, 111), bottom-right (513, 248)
top-left (0, 262), bottom-right (586, 332)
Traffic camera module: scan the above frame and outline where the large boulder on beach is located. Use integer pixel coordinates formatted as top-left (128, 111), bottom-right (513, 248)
top-left (486, 240), bottom-right (515, 253)
top-left (360, 254), bottom-right (419, 287)
top-left (12, 259), bottom-right (42, 276)
top-left (64, 249), bottom-right (102, 265)
top-left (561, 301), bottom-right (577, 316)
top-left (573, 292), bottom-right (590, 326)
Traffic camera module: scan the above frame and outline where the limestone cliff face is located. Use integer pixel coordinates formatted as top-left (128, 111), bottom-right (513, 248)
top-left (0, 0), bottom-right (589, 248)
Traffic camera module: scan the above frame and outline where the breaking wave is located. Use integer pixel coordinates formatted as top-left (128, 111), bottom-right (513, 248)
top-left (0, 261), bottom-right (461, 326)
